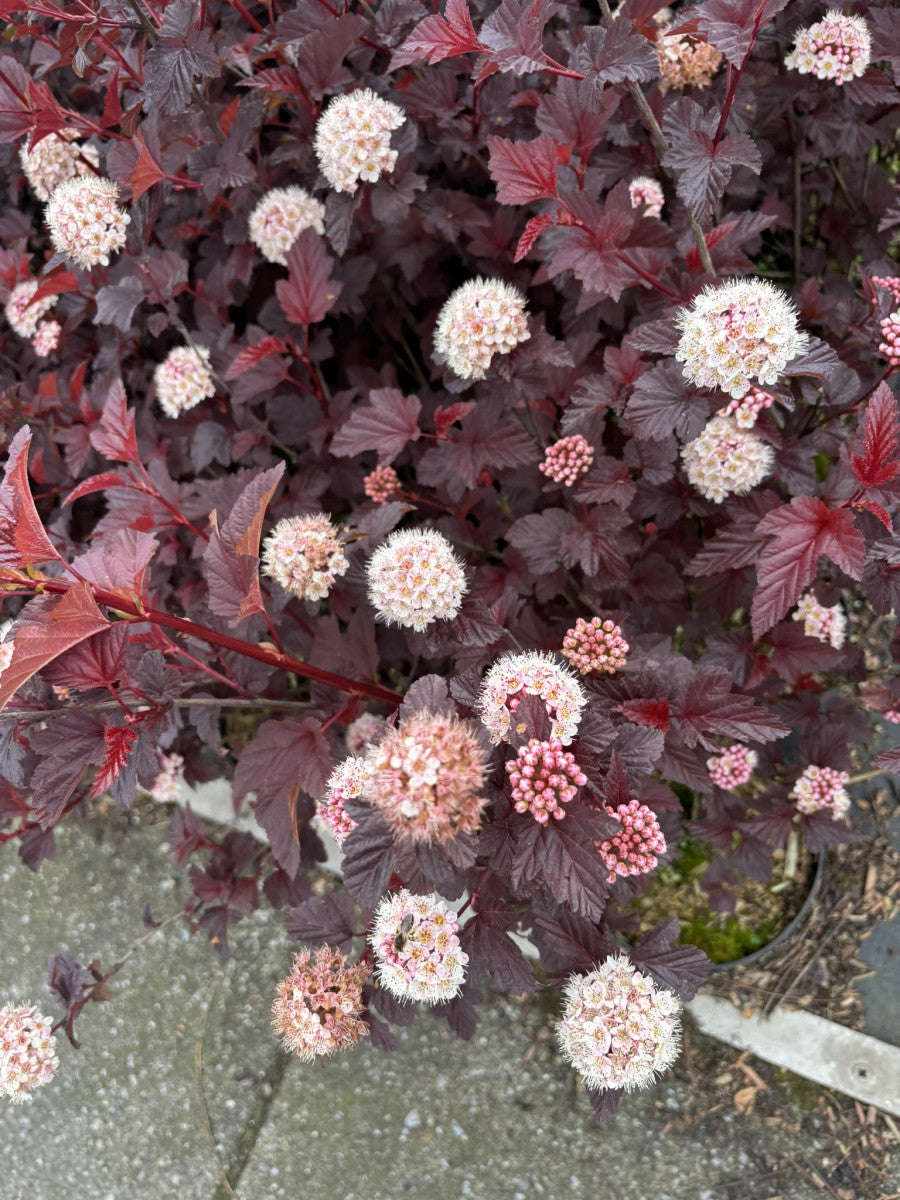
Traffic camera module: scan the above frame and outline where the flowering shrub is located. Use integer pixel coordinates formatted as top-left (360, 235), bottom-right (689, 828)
top-left (0, 0), bottom-right (899, 1124)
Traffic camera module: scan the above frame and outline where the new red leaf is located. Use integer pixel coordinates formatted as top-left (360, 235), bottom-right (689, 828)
top-left (390, 0), bottom-right (483, 69)
top-left (276, 230), bottom-right (343, 326)
top-left (487, 134), bottom-right (561, 205)
top-left (204, 464), bottom-right (285, 625)
top-left (90, 723), bottom-right (139, 800)
top-left (130, 135), bottom-right (167, 201)
top-left (64, 472), bottom-right (130, 506)
top-left (330, 388), bottom-right (422, 462)
top-left (850, 382), bottom-right (900, 490)
top-left (0, 426), bottom-right (62, 569)
top-left (751, 497), bottom-right (866, 639)
top-left (224, 337), bottom-right (288, 381)
top-left (89, 378), bottom-right (140, 464)
top-left (514, 213), bottom-right (555, 262)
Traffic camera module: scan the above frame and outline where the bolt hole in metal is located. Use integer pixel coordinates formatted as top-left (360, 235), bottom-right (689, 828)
top-left (851, 1061), bottom-right (874, 1081)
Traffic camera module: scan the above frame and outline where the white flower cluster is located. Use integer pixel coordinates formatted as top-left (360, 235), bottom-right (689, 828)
top-left (371, 890), bottom-right (468, 1004)
top-left (366, 528), bottom-right (467, 632)
top-left (0, 1004), bottom-right (59, 1103)
top-left (45, 176), bottom-right (130, 269)
top-left (154, 345), bottom-right (216, 418)
top-left (20, 131), bottom-right (100, 202)
top-left (249, 187), bottom-right (326, 265)
top-left (786, 11), bottom-right (871, 85)
top-left (675, 278), bottom-right (808, 399)
top-left (4, 280), bottom-right (54, 339)
top-left (32, 320), bottom-right (60, 357)
top-left (681, 415), bottom-right (774, 503)
top-left (628, 176), bottom-right (664, 219)
top-left (314, 89), bottom-right (405, 194)
top-left (434, 278), bottom-right (530, 381)
top-left (793, 592), bottom-right (847, 649)
top-left (262, 514), bottom-right (349, 603)
top-left (477, 651), bottom-right (586, 746)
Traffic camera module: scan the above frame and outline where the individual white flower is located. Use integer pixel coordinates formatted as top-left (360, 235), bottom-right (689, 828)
top-left (434, 277), bottom-right (530, 381)
top-left (248, 187), bottom-right (326, 264)
top-left (366, 528), bottom-right (467, 632)
top-left (477, 651), bottom-right (586, 746)
top-left (314, 88), bottom-right (405, 194)
top-left (45, 176), bottom-right (130, 269)
top-left (681, 415), bottom-right (774, 503)
top-left (154, 345), bottom-right (216, 418)
top-left (370, 890), bottom-right (468, 1004)
top-left (785, 11), bottom-right (871, 85)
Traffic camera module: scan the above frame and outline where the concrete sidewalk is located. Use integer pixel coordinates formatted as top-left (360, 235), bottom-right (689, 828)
top-left (0, 810), bottom-right (893, 1200)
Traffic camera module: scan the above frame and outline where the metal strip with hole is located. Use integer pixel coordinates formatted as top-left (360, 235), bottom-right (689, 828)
top-left (688, 994), bottom-right (900, 1116)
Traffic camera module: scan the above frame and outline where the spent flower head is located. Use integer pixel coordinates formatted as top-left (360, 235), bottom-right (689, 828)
top-left (561, 617), bottom-right (629, 675)
top-left (4, 280), bottom-right (54, 339)
top-left (682, 415), bottom-right (774, 503)
top-left (506, 737), bottom-right (587, 824)
top-left (539, 435), bottom-right (594, 486)
top-left (19, 131), bottom-right (100, 201)
top-left (366, 527), bottom-right (467, 632)
top-left (628, 176), bottom-right (664, 218)
top-left (262, 513), bottom-right (349, 603)
top-left (790, 765), bottom-right (850, 820)
top-left (557, 956), bottom-right (681, 1092)
top-left (45, 175), bottom-right (130, 269)
top-left (248, 186), bottom-right (326, 264)
top-left (147, 752), bottom-right (183, 804)
top-left (314, 88), bottom-right (405, 194)
top-left (271, 947), bottom-right (371, 1062)
top-left (154, 345), bottom-right (215, 418)
top-left (597, 800), bottom-right (666, 883)
top-left (0, 1004), bottom-right (59, 1103)
top-left (362, 710), bottom-right (487, 843)
top-left (657, 31), bottom-right (722, 89)
top-left (785, 11), bottom-right (871, 85)
top-left (675, 278), bottom-right (808, 399)
top-left (478, 651), bottom-right (586, 746)
top-left (317, 755), bottom-right (368, 846)
top-left (371, 890), bottom-right (467, 1004)
top-left (793, 591), bottom-right (847, 649)
top-left (434, 278), bottom-right (530, 381)
top-left (707, 744), bottom-right (758, 789)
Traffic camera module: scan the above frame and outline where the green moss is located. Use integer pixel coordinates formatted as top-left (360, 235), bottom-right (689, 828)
top-left (771, 1067), bottom-right (828, 1111)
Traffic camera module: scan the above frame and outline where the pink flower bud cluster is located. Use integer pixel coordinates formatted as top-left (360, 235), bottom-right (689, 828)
top-left (154, 345), bottom-right (215, 418)
top-left (366, 528), bottom-right (467, 632)
top-left (362, 711), bottom-right (487, 843)
top-left (345, 712), bottom-right (383, 754)
top-left (557, 955), bottom-right (681, 1092)
top-left (706, 743), bottom-right (758, 789)
top-left (314, 88), bottom-right (405, 194)
top-left (786, 11), bottom-right (871, 85)
top-left (0, 1004), bottom-right (59, 1103)
top-left (539, 435), bottom-right (594, 486)
top-left (790, 764), bottom-right (850, 820)
top-left (879, 312), bottom-right (900, 369)
top-left (147, 752), bottom-right (183, 804)
top-left (364, 464), bottom-right (400, 504)
top-left (317, 755), bottom-right (368, 846)
top-left (793, 591), bottom-right (847, 649)
top-left (656, 32), bottom-right (722, 90)
top-left (32, 320), bottom-right (60, 357)
top-left (682, 416), bottom-right (774, 503)
top-left (884, 709), bottom-right (900, 725)
top-left (628, 176), bottom-right (664, 219)
top-left (4, 280), bottom-right (54, 339)
top-left (248, 186), bottom-right (326, 264)
top-left (45, 176), bottom-right (130, 269)
top-left (561, 617), bottom-right (629, 675)
top-left (20, 131), bottom-right (100, 201)
top-left (371, 890), bottom-right (467, 1004)
top-left (478, 651), bottom-right (586, 746)
top-left (505, 737), bottom-right (587, 824)
top-left (873, 276), bottom-right (900, 305)
top-left (718, 384), bottom-right (777, 429)
top-left (434, 277), bottom-right (530, 381)
top-left (597, 800), bottom-right (666, 883)
top-left (271, 946), bottom-right (371, 1062)
top-left (262, 513), bottom-right (349, 603)
top-left (675, 278), bottom-right (808, 399)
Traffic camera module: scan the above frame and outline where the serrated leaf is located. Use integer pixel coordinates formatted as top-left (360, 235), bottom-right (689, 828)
top-left (89, 378), bottom-right (140, 464)
top-left (675, 666), bottom-right (789, 749)
top-left (390, 0), bottom-right (483, 69)
top-left (850, 382), bottom-right (900, 490)
top-left (623, 360), bottom-right (709, 442)
top-left (276, 230), bottom-right (343, 327)
top-left (510, 806), bottom-right (616, 922)
top-left (341, 802), bottom-right (395, 908)
top-left (672, 0), bottom-right (790, 69)
top-left (284, 893), bottom-right (358, 953)
top-left (686, 492), bottom-right (780, 576)
top-left (571, 19), bottom-right (657, 108)
top-left (479, 0), bottom-right (558, 75)
top-left (64, 471), bottom-right (130, 506)
top-left (224, 337), bottom-right (288, 381)
top-left (587, 1086), bottom-right (623, 1123)
top-left (204, 464), bottom-right (284, 626)
top-left (662, 97), bottom-right (761, 220)
top-left (330, 388), bottom-right (421, 463)
top-left (629, 918), bottom-right (711, 1000)
top-left (514, 213), bottom-right (555, 262)
top-left (461, 908), bottom-right (536, 994)
top-left (90, 722), bottom-right (138, 800)
top-left (0, 427), bottom-right (62, 569)
top-left (488, 134), bottom-right (561, 205)
top-left (29, 710), bottom-right (106, 827)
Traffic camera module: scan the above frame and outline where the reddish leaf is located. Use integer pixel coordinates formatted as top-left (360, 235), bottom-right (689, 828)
top-left (487, 134), bottom-right (561, 205)
top-left (623, 361), bottom-right (709, 442)
top-left (390, 0), bottom-right (483, 68)
top-left (0, 427), bottom-right (62, 569)
top-left (569, 18), bottom-right (658, 106)
top-left (28, 270), bottom-right (79, 309)
top-left (662, 98), bottom-right (761, 220)
top-left (514, 213), bottom-right (555, 262)
top-left (849, 382), bottom-right (900, 490)
top-left (675, 667), bottom-right (789, 749)
top-left (70, 528), bottom-right (157, 592)
top-left (751, 497), bottom-right (866, 639)
top-left (0, 584), bottom-right (110, 713)
top-left (239, 66), bottom-right (304, 94)
top-left (434, 401), bottom-right (475, 437)
top-left (330, 388), bottom-right (421, 462)
top-left (479, 0), bottom-right (557, 75)
top-left (510, 805), bottom-right (616, 923)
top-left (204, 464), bottom-right (285, 625)
top-left (224, 337), bottom-right (288, 381)
top-left (461, 907), bottom-right (536, 994)
top-left (276, 230), bottom-right (343, 326)
top-left (42, 624), bottom-right (129, 692)
top-left (687, 492), bottom-right (780, 576)
top-left (89, 378), bottom-right (140, 464)
top-left (672, 0), bottom-right (790, 68)
top-left (130, 135), bottom-right (167, 200)
top-left (90, 723), bottom-right (139, 800)
top-left (64, 471), bottom-right (130, 506)
top-left (620, 697), bottom-right (671, 733)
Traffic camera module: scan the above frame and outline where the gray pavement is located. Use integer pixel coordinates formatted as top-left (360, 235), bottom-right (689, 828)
top-left (0, 810), bottom-right (894, 1200)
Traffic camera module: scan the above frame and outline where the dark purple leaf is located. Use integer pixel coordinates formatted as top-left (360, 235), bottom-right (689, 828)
top-left (629, 918), bottom-right (711, 1000)
top-left (487, 134), bottom-right (561, 204)
top-left (276, 230), bottom-right (343, 326)
top-left (330, 388), bottom-right (421, 462)
top-left (203, 464), bottom-right (284, 626)
top-left (461, 907), bottom-right (536, 994)
top-left (284, 893), bottom-right (358, 953)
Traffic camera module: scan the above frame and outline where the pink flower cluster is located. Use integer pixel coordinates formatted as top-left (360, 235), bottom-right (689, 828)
top-left (879, 312), bottom-right (900, 369)
top-left (682, 416), bottom-right (774, 503)
top-left (786, 11), bottom-right (871, 85)
top-left (345, 712), bottom-right (383, 754)
top-left (317, 755), bottom-right (367, 846)
top-left (884, 709), bottom-right (900, 725)
top-left (718, 384), bottom-right (777, 429)
top-left (539, 435), bottom-right (594, 486)
top-left (675, 278), bottom-right (808, 399)
top-left (873, 276), bottom-right (900, 305)
top-left (147, 752), bottom-right (183, 804)
top-left (505, 737), bottom-right (587, 824)
top-left (561, 617), bottom-right (629, 675)
top-left (706, 743), bottom-right (758, 789)
top-left (363, 464), bottom-right (400, 504)
top-left (314, 88), bottom-right (405, 194)
top-left (262, 513), bottom-right (349, 603)
top-left (4, 280), bottom-right (54, 339)
top-left (271, 946), bottom-right (371, 1062)
top-left (478, 651), bottom-right (586, 746)
top-left (597, 800), bottom-right (666, 883)
top-left (366, 528), bottom-right (467, 632)
top-left (154, 345), bottom-right (216, 418)
top-left (19, 131), bottom-right (100, 201)
top-left (433, 277), bottom-right (530, 381)
top-left (557, 955), bottom-right (681, 1092)
top-left (363, 711), bottom-right (487, 843)
top-left (790, 765), bottom-right (851, 820)
top-left (45, 175), bottom-right (130, 269)
top-left (248, 186), bottom-right (326, 264)
top-left (793, 591), bottom-right (847, 649)
top-left (0, 1004), bottom-right (59, 1103)
top-left (628, 176), bottom-right (664, 219)
top-left (656, 31), bottom-right (722, 90)
top-left (32, 320), bottom-right (60, 357)
top-left (371, 890), bottom-right (467, 1003)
